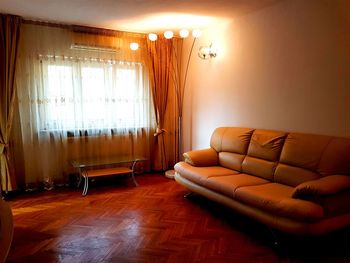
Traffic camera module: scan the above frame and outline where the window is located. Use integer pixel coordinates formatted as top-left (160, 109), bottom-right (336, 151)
top-left (39, 58), bottom-right (149, 132)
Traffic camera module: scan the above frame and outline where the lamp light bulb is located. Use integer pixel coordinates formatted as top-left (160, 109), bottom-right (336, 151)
top-left (148, 33), bottom-right (158, 41)
top-left (179, 29), bottom-right (189, 38)
top-left (130, 42), bottom-right (139, 51)
top-left (164, 30), bottom-right (174, 39)
top-left (192, 29), bottom-right (202, 38)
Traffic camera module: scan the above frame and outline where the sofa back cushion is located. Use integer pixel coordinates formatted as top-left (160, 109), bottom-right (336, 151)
top-left (247, 130), bottom-right (287, 161)
top-left (274, 164), bottom-right (320, 187)
top-left (274, 133), bottom-right (331, 186)
top-left (211, 127), bottom-right (254, 171)
top-left (242, 130), bottom-right (287, 180)
top-left (210, 127), bottom-right (254, 153)
top-left (218, 152), bottom-right (246, 171)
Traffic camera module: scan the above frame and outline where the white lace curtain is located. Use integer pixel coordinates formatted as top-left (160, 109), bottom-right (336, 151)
top-left (14, 23), bottom-right (154, 189)
top-left (37, 56), bottom-right (147, 134)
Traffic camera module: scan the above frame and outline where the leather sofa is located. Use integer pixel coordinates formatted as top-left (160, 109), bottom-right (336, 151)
top-left (174, 127), bottom-right (350, 235)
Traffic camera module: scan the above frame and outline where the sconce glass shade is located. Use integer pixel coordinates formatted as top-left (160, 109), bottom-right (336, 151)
top-left (179, 29), bottom-right (189, 38)
top-left (199, 46), bottom-right (210, 58)
top-left (164, 31), bottom-right (174, 39)
top-left (130, 42), bottom-right (139, 51)
top-left (192, 29), bottom-right (202, 38)
top-left (148, 33), bottom-right (158, 41)
top-left (198, 44), bottom-right (217, 59)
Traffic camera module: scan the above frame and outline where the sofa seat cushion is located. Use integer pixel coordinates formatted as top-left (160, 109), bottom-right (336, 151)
top-left (235, 183), bottom-right (324, 222)
top-left (174, 162), bottom-right (238, 187)
top-left (206, 173), bottom-right (269, 198)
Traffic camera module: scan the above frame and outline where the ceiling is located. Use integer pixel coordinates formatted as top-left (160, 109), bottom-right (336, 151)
top-left (0, 0), bottom-right (281, 33)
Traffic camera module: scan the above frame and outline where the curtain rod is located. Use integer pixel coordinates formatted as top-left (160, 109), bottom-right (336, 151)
top-left (22, 19), bottom-right (146, 38)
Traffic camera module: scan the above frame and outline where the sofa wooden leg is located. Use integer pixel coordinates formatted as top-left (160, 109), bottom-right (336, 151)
top-left (266, 227), bottom-right (292, 258)
top-left (268, 227), bottom-right (280, 247)
top-left (265, 226), bottom-right (287, 249)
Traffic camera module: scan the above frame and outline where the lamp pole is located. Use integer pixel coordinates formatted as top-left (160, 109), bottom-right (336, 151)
top-left (165, 35), bottom-right (198, 179)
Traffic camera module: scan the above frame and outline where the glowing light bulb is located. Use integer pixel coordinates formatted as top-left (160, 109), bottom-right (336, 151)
top-left (179, 29), bottom-right (189, 38)
top-left (164, 30), bottom-right (174, 39)
top-left (192, 29), bottom-right (202, 38)
top-left (130, 42), bottom-right (139, 50)
top-left (148, 33), bottom-right (158, 41)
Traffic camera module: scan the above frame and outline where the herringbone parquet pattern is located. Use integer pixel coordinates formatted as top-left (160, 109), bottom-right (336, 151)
top-left (6, 174), bottom-right (350, 263)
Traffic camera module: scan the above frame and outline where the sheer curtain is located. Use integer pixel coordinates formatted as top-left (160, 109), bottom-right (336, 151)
top-left (38, 57), bottom-right (147, 133)
top-left (14, 23), bottom-right (154, 190)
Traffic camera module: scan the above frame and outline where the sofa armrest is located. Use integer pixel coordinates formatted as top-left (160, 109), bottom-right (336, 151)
top-left (183, 148), bottom-right (218, 167)
top-left (292, 175), bottom-right (350, 200)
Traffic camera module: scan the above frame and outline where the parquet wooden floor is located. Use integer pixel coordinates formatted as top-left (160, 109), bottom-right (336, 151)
top-left (6, 174), bottom-right (350, 263)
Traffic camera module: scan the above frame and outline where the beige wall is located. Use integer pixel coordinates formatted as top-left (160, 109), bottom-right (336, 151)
top-left (182, 0), bottom-right (350, 151)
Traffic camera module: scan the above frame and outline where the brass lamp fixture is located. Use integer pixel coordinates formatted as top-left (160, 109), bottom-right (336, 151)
top-left (147, 28), bottom-right (201, 41)
top-left (146, 29), bottom-right (202, 179)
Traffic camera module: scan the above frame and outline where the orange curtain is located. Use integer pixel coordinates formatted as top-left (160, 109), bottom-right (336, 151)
top-left (0, 14), bottom-right (21, 193)
top-left (147, 38), bottom-right (175, 170)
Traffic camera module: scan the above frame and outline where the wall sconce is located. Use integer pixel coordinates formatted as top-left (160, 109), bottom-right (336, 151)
top-left (198, 44), bottom-right (217, 59)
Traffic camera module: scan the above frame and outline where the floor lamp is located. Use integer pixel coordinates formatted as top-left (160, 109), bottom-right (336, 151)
top-left (165, 30), bottom-right (201, 179)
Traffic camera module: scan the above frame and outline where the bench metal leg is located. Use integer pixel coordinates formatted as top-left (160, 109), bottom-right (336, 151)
top-left (77, 174), bottom-right (82, 188)
top-left (82, 172), bottom-right (89, 196)
top-left (131, 160), bottom-right (139, 186)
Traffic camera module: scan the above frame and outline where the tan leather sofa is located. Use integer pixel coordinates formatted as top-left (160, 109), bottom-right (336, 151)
top-left (174, 127), bottom-right (350, 235)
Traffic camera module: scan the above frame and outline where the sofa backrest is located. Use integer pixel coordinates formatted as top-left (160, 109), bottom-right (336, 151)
top-left (210, 127), bottom-right (350, 186)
